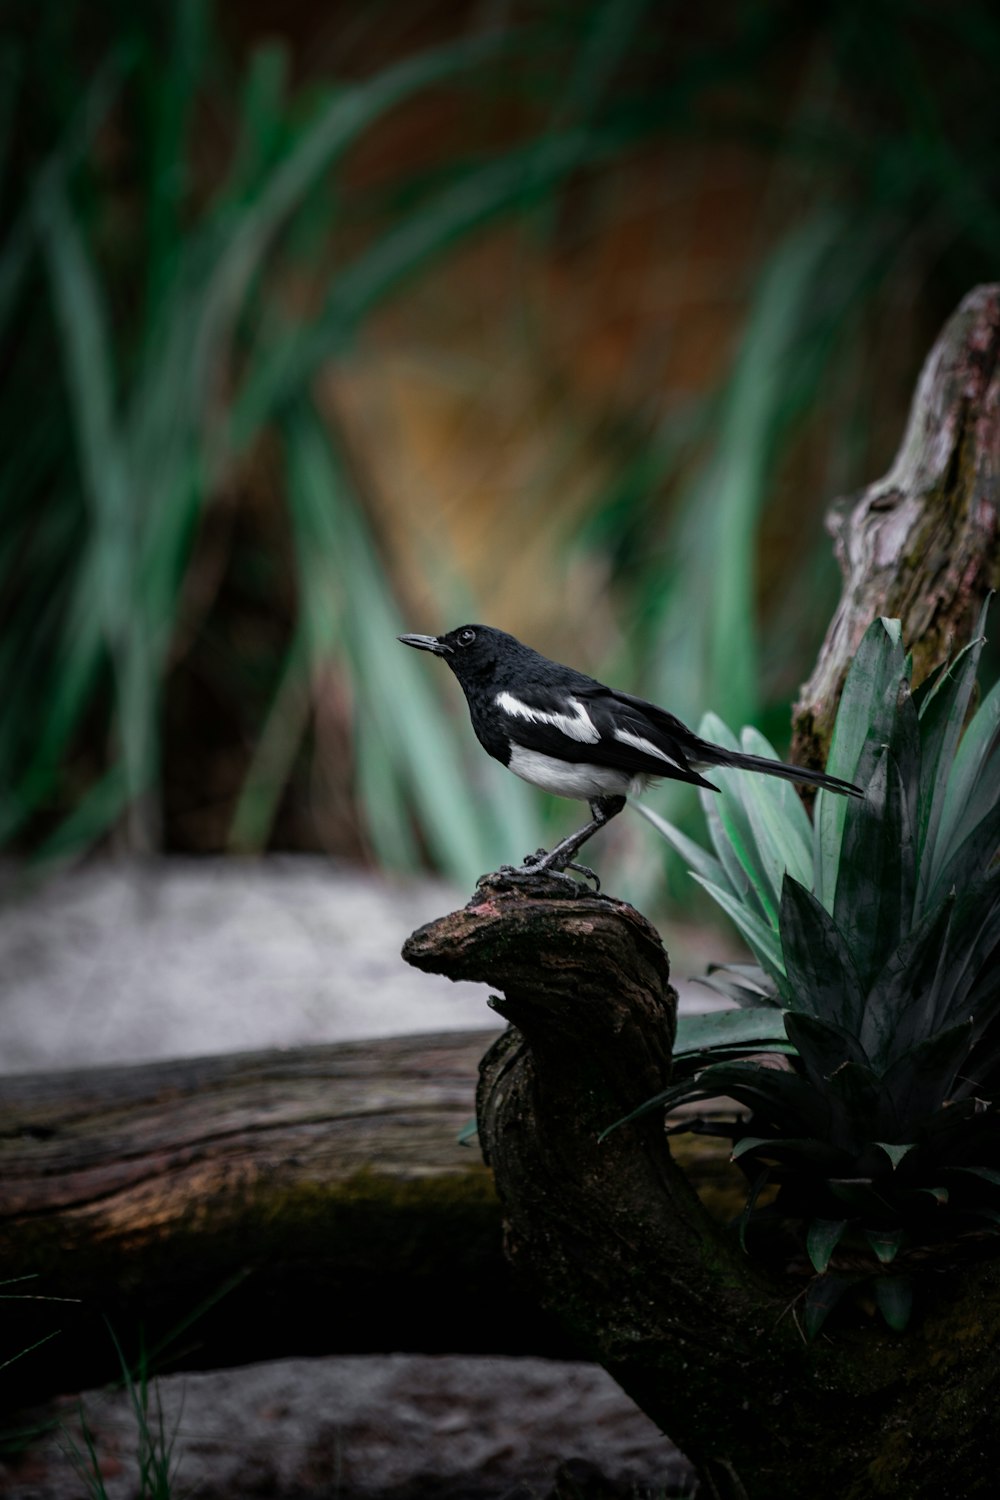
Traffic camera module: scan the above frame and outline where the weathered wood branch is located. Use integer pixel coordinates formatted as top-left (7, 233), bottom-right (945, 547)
top-left (0, 1026), bottom-right (743, 1407)
top-left (0, 1032), bottom-right (515, 1406)
top-left (404, 873), bottom-right (1000, 1500)
top-left (792, 283), bottom-right (1000, 767)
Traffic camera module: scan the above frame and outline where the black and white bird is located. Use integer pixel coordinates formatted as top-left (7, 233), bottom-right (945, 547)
top-left (399, 624), bottom-right (862, 883)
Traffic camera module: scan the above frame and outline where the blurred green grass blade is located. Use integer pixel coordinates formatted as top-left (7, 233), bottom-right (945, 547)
top-left (228, 634), bottom-right (313, 853)
top-left (282, 405), bottom-right (499, 883)
top-left (235, 127), bottom-right (617, 443)
top-left (649, 211), bottom-right (847, 730)
top-left (201, 28), bottom-right (515, 432)
top-left (144, 0), bottom-right (206, 309)
top-left (31, 765), bottom-right (130, 870)
top-left (354, 704), bottom-right (423, 873)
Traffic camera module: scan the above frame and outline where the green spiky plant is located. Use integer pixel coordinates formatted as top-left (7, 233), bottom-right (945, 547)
top-left (631, 600), bottom-right (1000, 1335)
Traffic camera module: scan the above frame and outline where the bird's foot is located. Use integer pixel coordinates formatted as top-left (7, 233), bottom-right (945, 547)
top-left (484, 860), bottom-right (599, 896)
top-left (520, 848), bottom-right (601, 893)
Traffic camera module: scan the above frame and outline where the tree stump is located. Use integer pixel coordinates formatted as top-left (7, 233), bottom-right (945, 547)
top-left (404, 871), bottom-right (1000, 1499)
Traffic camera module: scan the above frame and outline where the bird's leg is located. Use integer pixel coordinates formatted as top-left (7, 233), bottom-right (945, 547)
top-left (522, 795), bottom-right (626, 882)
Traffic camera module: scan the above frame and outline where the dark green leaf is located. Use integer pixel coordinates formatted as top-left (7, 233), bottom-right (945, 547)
top-left (827, 1182), bottom-right (899, 1218)
top-left (779, 877), bottom-right (866, 1030)
top-left (731, 1135), bottom-right (774, 1162)
top-left (738, 1169), bottom-right (770, 1253)
top-left (815, 618), bottom-right (907, 911)
top-left (825, 1061), bottom-right (895, 1151)
top-left (731, 1136), bottom-right (849, 1171)
top-left (803, 1274), bottom-right (854, 1341)
top-left (633, 802), bottom-right (729, 892)
top-left (899, 1186), bottom-right (949, 1209)
top-left (674, 1008), bottom-right (792, 1058)
top-left (874, 1276), bottom-right (913, 1332)
top-left (690, 874), bottom-right (786, 985)
top-left (874, 1142), bottom-right (914, 1171)
top-left (947, 1165), bottom-right (1000, 1191)
top-left (784, 1013), bottom-right (871, 1089)
top-left (916, 596), bottom-right (991, 906)
top-left (861, 895), bottom-right (956, 1066)
top-left (881, 1022), bottom-right (973, 1130)
top-left (927, 799), bottom-right (1000, 913)
top-left (933, 672), bottom-right (1000, 887)
top-left (865, 1227), bottom-right (904, 1264)
top-left (693, 963), bottom-right (781, 1009)
top-left (835, 743), bottom-right (915, 993)
top-left (806, 1219), bottom-right (849, 1274)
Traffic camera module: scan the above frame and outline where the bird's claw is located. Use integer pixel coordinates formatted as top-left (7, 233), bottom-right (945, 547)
top-left (519, 849), bottom-right (601, 892)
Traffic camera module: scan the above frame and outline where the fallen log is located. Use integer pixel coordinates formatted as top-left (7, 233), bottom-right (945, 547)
top-left (0, 1026), bottom-right (743, 1407)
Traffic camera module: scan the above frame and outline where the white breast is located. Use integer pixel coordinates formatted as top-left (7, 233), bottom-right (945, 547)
top-left (507, 745), bottom-right (648, 801)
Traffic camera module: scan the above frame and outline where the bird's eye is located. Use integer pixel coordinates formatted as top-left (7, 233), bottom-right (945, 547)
top-left (458, 628), bottom-right (476, 647)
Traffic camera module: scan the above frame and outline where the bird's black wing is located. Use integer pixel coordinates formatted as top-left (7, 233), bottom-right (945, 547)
top-left (580, 686), bottom-right (721, 790)
top-left (490, 681), bottom-right (719, 791)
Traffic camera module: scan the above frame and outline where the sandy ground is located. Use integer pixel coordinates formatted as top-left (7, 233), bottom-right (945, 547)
top-left (2, 1354), bottom-right (692, 1499)
top-left (0, 858), bottom-right (712, 1497)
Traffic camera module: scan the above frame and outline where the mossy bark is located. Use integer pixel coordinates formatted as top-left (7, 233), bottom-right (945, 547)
top-left (0, 1026), bottom-right (744, 1407)
top-left (404, 872), bottom-right (1000, 1499)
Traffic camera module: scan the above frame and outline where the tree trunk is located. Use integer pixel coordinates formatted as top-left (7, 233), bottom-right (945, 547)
top-left (0, 1029), bottom-right (742, 1406)
top-left (792, 283), bottom-right (1000, 769)
top-left (403, 872), bottom-right (1000, 1499)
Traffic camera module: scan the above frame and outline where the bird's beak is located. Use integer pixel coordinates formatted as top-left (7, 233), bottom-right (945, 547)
top-left (398, 633), bottom-right (452, 655)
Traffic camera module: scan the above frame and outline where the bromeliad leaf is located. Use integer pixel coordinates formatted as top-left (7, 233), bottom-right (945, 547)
top-left (737, 727), bottom-right (813, 893)
top-left (932, 671), bottom-right (1000, 890)
top-left (674, 1008), bottom-right (793, 1060)
top-left (633, 603), bottom-right (1000, 1297)
top-left (834, 742), bottom-right (916, 993)
top-left (881, 1022), bottom-right (973, 1130)
top-left (874, 1275), bottom-right (913, 1332)
top-left (783, 1014), bottom-right (871, 1090)
top-left (632, 802), bottom-right (729, 892)
top-left (693, 963), bottom-right (781, 1009)
top-left (779, 876), bottom-right (865, 1030)
top-left (814, 618), bottom-right (907, 911)
top-left (915, 596), bottom-right (991, 912)
top-left (806, 1218), bottom-right (849, 1274)
top-left (699, 712), bottom-right (783, 922)
top-left (803, 1273), bottom-right (855, 1341)
top-left (690, 874), bottom-right (785, 985)
top-left (860, 896), bottom-right (956, 1067)
top-left (866, 1228), bottom-right (905, 1264)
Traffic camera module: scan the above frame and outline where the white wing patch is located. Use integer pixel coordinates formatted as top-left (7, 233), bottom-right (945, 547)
top-left (496, 691), bottom-right (600, 744)
top-left (613, 726), bottom-right (683, 768)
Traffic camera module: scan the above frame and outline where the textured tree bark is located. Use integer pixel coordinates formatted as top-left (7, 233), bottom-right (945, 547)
top-left (0, 1032), bottom-right (517, 1406)
top-left (0, 1028), bottom-right (744, 1406)
top-left (403, 871), bottom-right (1000, 1499)
top-left (792, 283), bottom-right (1000, 769)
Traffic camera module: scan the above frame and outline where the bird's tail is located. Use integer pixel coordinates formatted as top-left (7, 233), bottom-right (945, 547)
top-left (697, 748), bottom-right (863, 799)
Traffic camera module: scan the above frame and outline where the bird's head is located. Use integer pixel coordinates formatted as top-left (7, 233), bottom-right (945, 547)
top-left (398, 624), bottom-right (508, 687)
